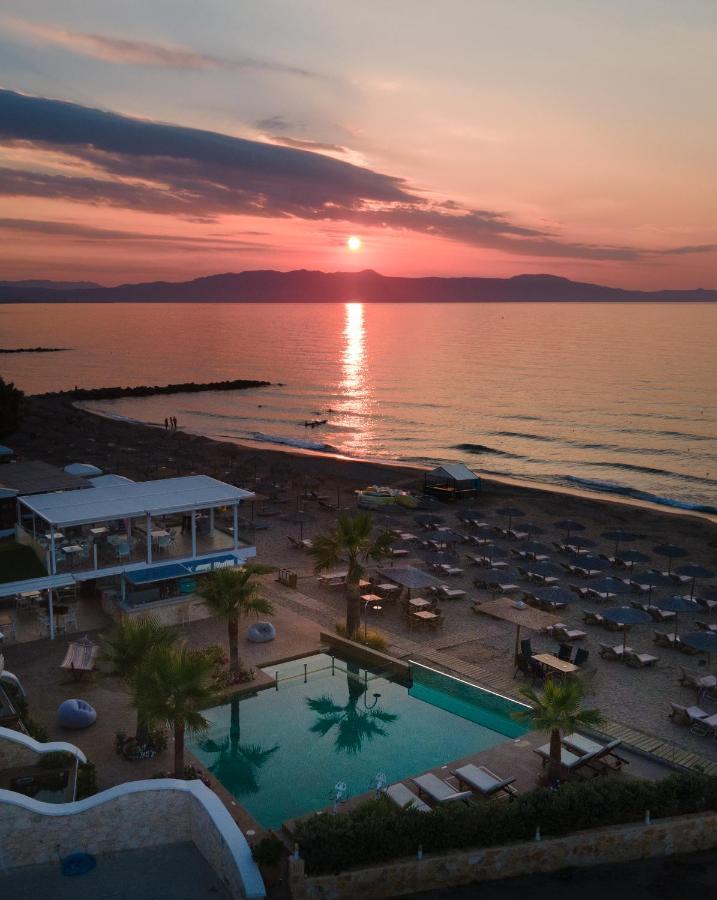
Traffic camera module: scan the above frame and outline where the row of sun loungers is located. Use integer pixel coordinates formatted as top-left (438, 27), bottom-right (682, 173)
top-left (385, 765), bottom-right (517, 811)
top-left (598, 643), bottom-right (659, 666)
top-left (669, 704), bottom-right (717, 737)
top-left (534, 734), bottom-right (627, 774)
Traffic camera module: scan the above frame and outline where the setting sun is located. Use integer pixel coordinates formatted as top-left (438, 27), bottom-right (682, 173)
top-left (347, 235), bottom-right (362, 252)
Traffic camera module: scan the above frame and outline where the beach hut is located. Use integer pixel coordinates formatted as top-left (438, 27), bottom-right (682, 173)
top-left (424, 463), bottom-right (481, 501)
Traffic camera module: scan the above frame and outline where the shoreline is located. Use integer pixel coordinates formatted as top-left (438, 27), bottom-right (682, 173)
top-left (76, 398), bottom-right (717, 529)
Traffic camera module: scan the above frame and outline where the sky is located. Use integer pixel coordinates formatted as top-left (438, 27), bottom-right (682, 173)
top-left (0, 0), bottom-right (715, 289)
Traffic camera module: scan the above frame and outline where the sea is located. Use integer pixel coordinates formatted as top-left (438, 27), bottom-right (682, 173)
top-left (1, 301), bottom-right (715, 514)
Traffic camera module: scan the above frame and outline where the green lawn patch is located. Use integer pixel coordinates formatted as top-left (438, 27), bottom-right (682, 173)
top-left (0, 540), bottom-right (46, 583)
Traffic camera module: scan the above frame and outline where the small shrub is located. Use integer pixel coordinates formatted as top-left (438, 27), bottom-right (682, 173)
top-left (76, 762), bottom-right (97, 799)
top-left (37, 751), bottom-right (75, 769)
top-left (252, 832), bottom-right (286, 866)
top-left (24, 717), bottom-right (49, 743)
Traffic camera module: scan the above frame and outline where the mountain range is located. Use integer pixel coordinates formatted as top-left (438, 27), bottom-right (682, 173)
top-left (0, 270), bottom-right (715, 302)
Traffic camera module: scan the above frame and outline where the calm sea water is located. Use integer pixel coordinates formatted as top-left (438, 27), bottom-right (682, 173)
top-left (1, 301), bottom-right (715, 513)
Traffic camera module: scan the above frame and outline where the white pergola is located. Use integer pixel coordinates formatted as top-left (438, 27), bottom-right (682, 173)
top-left (18, 475), bottom-right (255, 575)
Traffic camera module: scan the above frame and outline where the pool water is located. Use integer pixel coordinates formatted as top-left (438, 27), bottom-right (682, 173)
top-left (189, 654), bottom-right (530, 828)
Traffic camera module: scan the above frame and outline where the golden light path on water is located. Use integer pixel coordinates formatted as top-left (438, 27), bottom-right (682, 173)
top-left (338, 301), bottom-right (372, 455)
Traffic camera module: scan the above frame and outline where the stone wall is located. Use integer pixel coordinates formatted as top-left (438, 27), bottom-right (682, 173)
top-left (288, 812), bottom-right (717, 900)
top-left (0, 779), bottom-right (265, 899)
top-left (0, 727), bottom-right (86, 770)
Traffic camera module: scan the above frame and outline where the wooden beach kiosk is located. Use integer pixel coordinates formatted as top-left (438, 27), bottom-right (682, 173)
top-left (424, 463), bottom-right (481, 501)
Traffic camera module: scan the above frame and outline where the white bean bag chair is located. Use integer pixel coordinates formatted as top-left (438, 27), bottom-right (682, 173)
top-left (247, 622), bottom-right (276, 643)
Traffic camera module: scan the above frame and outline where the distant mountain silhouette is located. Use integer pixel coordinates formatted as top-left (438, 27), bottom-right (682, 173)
top-left (0, 270), bottom-right (715, 302)
top-left (0, 279), bottom-right (101, 291)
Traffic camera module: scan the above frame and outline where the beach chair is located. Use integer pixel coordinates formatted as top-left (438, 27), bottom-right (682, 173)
top-left (557, 643), bottom-right (573, 662)
top-left (439, 563), bottom-right (463, 576)
top-left (438, 585), bottom-right (466, 601)
top-left (669, 703), bottom-right (709, 728)
top-left (533, 743), bottom-right (599, 776)
top-left (624, 649), bottom-right (659, 668)
top-left (411, 773), bottom-right (473, 804)
top-left (507, 529), bottom-right (529, 541)
top-left (599, 643), bottom-right (633, 661)
top-left (451, 764), bottom-right (517, 799)
top-left (384, 783), bottom-right (431, 812)
top-left (653, 630), bottom-right (678, 649)
top-left (574, 647), bottom-right (590, 667)
top-left (678, 666), bottom-right (717, 693)
top-left (696, 621), bottom-right (717, 633)
top-left (696, 596), bottom-right (717, 612)
top-left (582, 609), bottom-right (604, 626)
top-left (520, 638), bottom-right (533, 657)
top-left (561, 734), bottom-right (628, 770)
top-left (552, 624), bottom-right (587, 643)
top-left (60, 636), bottom-right (99, 681)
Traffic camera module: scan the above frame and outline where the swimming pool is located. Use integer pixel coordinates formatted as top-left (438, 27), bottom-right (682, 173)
top-left (188, 653), bottom-right (530, 828)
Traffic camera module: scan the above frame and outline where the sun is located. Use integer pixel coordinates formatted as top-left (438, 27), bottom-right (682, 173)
top-left (346, 235), bottom-right (362, 252)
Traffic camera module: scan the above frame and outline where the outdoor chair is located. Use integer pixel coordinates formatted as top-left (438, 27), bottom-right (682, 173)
top-left (533, 743), bottom-right (598, 775)
top-left (574, 647), bottom-right (590, 667)
top-left (696, 596), bottom-right (717, 612)
top-left (561, 734), bottom-right (628, 770)
top-left (451, 764), bottom-right (517, 799)
top-left (571, 584), bottom-right (591, 599)
top-left (520, 638), bottom-right (533, 657)
top-left (696, 621), bottom-right (717, 633)
top-left (115, 541), bottom-right (131, 560)
top-left (384, 783), bottom-right (431, 812)
top-left (60, 637), bottom-right (98, 680)
top-left (653, 630), bottom-right (677, 649)
top-left (411, 773), bottom-right (473, 805)
top-left (557, 643), bottom-right (573, 662)
top-left (552, 624), bottom-right (587, 642)
top-left (529, 658), bottom-right (546, 683)
top-left (669, 703), bottom-right (709, 728)
top-left (624, 649), bottom-right (659, 668)
top-left (438, 585), bottom-right (466, 601)
top-left (513, 653), bottom-right (531, 679)
top-left (582, 609), bottom-right (604, 626)
top-left (647, 606), bottom-right (675, 623)
top-left (678, 666), bottom-right (717, 693)
top-left (599, 643), bottom-right (632, 661)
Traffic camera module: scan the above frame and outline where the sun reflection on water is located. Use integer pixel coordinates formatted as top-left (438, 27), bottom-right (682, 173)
top-left (341, 302), bottom-right (365, 396)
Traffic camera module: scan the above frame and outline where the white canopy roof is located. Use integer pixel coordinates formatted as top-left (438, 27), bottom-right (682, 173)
top-left (20, 475), bottom-right (254, 527)
top-left (64, 462), bottom-right (104, 477)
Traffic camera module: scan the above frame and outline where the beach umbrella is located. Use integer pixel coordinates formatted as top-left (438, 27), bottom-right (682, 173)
top-left (483, 544), bottom-right (509, 562)
top-left (629, 569), bottom-right (673, 603)
top-left (554, 520), bottom-right (586, 540)
top-left (524, 560), bottom-right (564, 578)
top-left (567, 536), bottom-right (597, 554)
top-left (653, 595), bottom-right (699, 637)
top-left (496, 507), bottom-right (525, 530)
top-left (681, 631), bottom-right (717, 664)
top-left (282, 510), bottom-right (314, 541)
top-left (521, 540), bottom-right (552, 556)
top-left (601, 530), bottom-right (638, 555)
top-left (567, 554), bottom-right (610, 572)
top-left (414, 513), bottom-right (445, 527)
top-left (615, 549), bottom-right (650, 571)
top-left (674, 564), bottom-right (715, 600)
top-left (477, 568), bottom-right (519, 594)
top-left (532, 586), bottom-right (577, 607)
top-left (419, 550), bottom-right (454, 567)
top-left (588, 577), bottom-right (632, 600)
top-left (602, 606), bottom-right (652, 650)
top-left (520, 522), bottom-right (546, 537)
top-left (652, 543), bottom-right (688, 575)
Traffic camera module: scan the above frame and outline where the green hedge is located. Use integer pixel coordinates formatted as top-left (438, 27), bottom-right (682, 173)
top-left (293, 773), bottom-right (717, 875)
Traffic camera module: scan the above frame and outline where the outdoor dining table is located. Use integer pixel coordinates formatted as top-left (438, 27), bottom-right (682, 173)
top-left (361, 593), bottom-right (383, 606)
top-left (409, 597), bottom-right (433, 610)
top-left (532, 653), bottom-right (578, 676)
top-left (377, 583), bottom-right (400, 596)
top-left (410, 610), bottom-right (441, 629)
top-left (89, 526), bottom-right (109, 537)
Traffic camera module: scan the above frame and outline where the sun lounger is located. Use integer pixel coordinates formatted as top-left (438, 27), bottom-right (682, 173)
top-left (599, 643), bottom-right (634, 661)
top-left (653, 630), bottom-right (678, 649)
top-left (439, 564), bottom-right (464, 576)
top-left (411, 773), bottom-right (473, 804)
top-left (678, 666), bottom-right (717, 692)
top-left (60, 637), bottom-right (98, 680)
top-left (696, 596), bottom-right (717, 612)
top-left (533, 743), bottom-right (598, 774)
top-left (552, 624), bottom-right (587, 642)
top-left (384, 783), bottom-right (431, 812)
top-left (507, 529), bottom-right (529, 541)
top-left (561, 734), bottom-right (627, 769)
top-left (451, 764), bottom-right (517, 799)
top-left (624, 649), bottom-right (659, 668)
top-left (582, 609), bottom-right (604, 626)
top-left (438, 585), bottom-right (466, 600)
top-left (696, 621), bottom-right (717, 633)
top-left (669, 703), bottom-right (709, 728)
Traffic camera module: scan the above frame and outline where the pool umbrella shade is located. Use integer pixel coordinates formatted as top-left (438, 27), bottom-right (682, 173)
top-left (532, 586), bottom-right (577, 607)
top-left (567, 554), bottom-right (610, 572)
top-left (652, 544), bottom-right (688, 575)
top-left (524, 561), bottom-right (564, 578)
top-left (520, 523), bottom-right (546, 537)
top-left (629, 569), bottom-right (674, 602)
top-left (496, 507), bottom-right (525, 530)
top-left (588, 577), bottom-right (633, 599)
top-left (429, 531), bottom-right (463, 545)
top-left (554, 520), bottom-right (586, 540)
top-left (420, 550), bottom-right (455, 567)
top-left (603, 606), bottom-right (652, 650)
top-left (675, 564), bottom-right (715, 600)
top-left (616, 549), bottom-right (651, 569)
top-left (602, 530), bottom-right (639, 555)
top-left (681, 631), bottom-right (717, 657)
top-left (567, 536), bottom-right (597, 553)
top-left (521, 541), bottom-right (552, 556)
top-left (653, 595), bottom-right (699, 637)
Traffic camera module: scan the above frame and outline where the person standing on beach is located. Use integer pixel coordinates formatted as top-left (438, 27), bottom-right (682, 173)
top-left (173, 416), bottom-right (178, 430)
top-left (164, 417), bottom-right (169, 430)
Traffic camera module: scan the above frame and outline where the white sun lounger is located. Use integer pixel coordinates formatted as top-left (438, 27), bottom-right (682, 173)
top-left (385, 782), bottom-right (431, 812)
top-left (533, 744), bottom-right (585, 771)
top-left (451, 764), bottom-right (517, 798)
top-left (411, 773), bottom-right (473, 804)
top-left (561, 734), bottom-right (627, 768)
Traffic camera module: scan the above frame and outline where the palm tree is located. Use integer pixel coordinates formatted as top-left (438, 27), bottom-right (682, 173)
top-left (306, 662), bottom-right (398, 755)
top-left (133, 643), bottom-right (221, 777)
top-left (310, 512), bottom-right (393, 636)
top-left (199, 567), bottom-right (274, 681)
top-left (99, 615), bottom-right (176, 744)
top-left (198, 695), bottom-right (279, 794)
top-left (515, 678), bottom-right (603, 783)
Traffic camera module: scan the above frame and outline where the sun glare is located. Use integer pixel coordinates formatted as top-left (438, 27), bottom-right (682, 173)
top-left (347, 235), bottom-right (362, 252)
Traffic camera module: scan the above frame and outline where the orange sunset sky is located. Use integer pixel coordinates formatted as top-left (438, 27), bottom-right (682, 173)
top-left (0, 2), bottom-right (715, 289)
